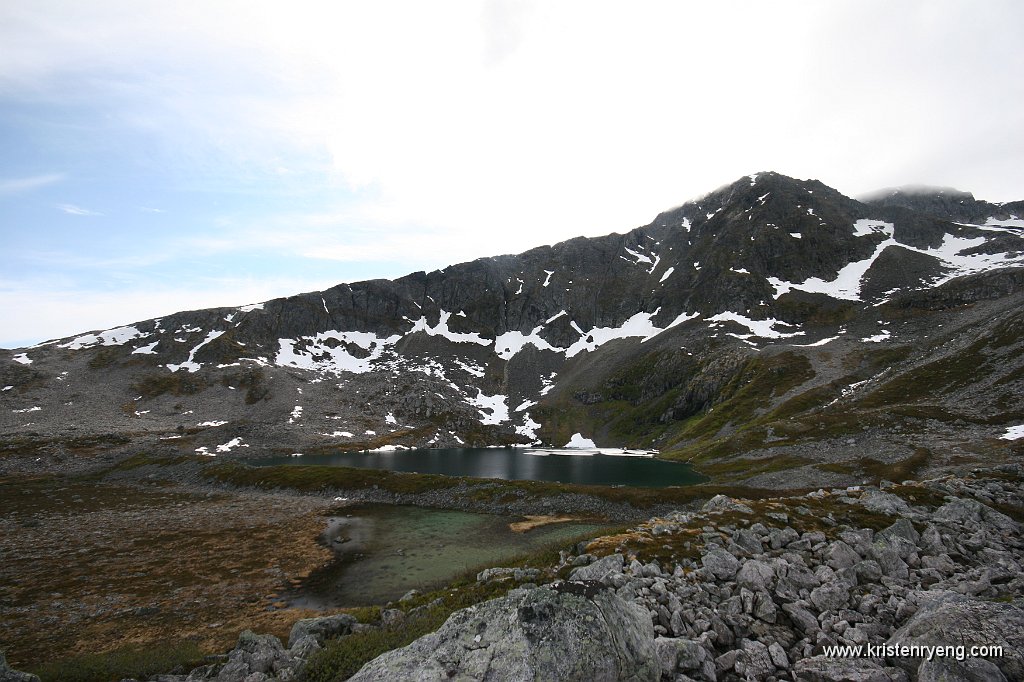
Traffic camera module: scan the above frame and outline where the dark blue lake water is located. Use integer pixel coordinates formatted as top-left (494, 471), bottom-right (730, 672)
top-left (254, 447), bottom-right (702, 487)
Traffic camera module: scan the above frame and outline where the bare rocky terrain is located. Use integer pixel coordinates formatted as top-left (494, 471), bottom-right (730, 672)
top-left (2, 172), bottom-right (1024, 681)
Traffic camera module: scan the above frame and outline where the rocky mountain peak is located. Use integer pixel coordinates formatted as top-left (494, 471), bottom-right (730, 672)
top-left (2, 173), bottom-right (1023, 465)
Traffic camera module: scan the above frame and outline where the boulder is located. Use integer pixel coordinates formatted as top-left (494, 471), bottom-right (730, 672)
top-left (702, 495), bottom-right (754, 514)
top-left (917, 657), bottom-right (1007, 681)
top-left (287, 613), bottom-right (358, 647)
top-left (654, 637), bottom-right (715, 680)
top-left (858, 490), bottom-right (910, 515)
top-left (877, 518), bottom-right (920, 546)
top-left (569, 553), bottom-right (625, 582)
top-left (736, 560), bottom-right (775, 592)
top-left (702, 549), bottom-right (740, 580)
top-left (810, 583), bottom-right (849, 613)
top-left (886, 593), bottom-right (1024, 679)
top-left (824, 540), bottom-right (862, 571)
top-left (347, 584), bottom-right (659, 681)
top-left (794, 655), bottom-right (909, 681)
top-left (215, 630), bottom-right (287, 682)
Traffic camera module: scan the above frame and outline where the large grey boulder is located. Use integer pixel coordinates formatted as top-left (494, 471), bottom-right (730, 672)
top-left (569, 553), bottom-right (624, 582)
top-left (858, 490), bottom-right (910, 515)
top-left (793, 656), bottom-right (909, 681)
top-left (702, 549), bottom-right (741, 580)
top-left (886, 593), bottom-right (1024, 679)
top-left (287, 613), bottom-right (357, 647)
top-left (215, 630), bottom-right (287, 682)
top-left (917, 657), bottom-right (1007, 681)
top-left (736, 560), bottom-right (775, 592)
top-left (654, 637), bottom-right (715, 681)
top-left (347, 584), bottom-right (658, 681)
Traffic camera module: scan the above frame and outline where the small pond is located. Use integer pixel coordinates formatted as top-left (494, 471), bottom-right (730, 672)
top-left (255, 447), bottom-right (702, 487)
top-left (289, 503), bottom-right (611, 607)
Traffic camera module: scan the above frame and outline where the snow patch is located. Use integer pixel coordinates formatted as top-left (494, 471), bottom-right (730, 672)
top-left (238, 303), bottom-right (264, 312)
top-left (707, 312), bottom-right (804, 339)
top-left (408, 310), bottom-right (490, 345)
top-left (13, 406), bottom-right (41, 413)
top-left (167, 330), bottom-right (225, 373)
top-left (289, 406), bottom-right (303, 424)
top-left (495, 327), bottom-right (564, 360)
top-left (385, 412), bottom-right (397, 424)
top-left (515, 413), bottom-right (542, 441)
top-left (542, 270), bottom-right (554, 287)
top-left (792, 336), bottom-right (840, 348)
top-left (453, 358), bottom-right (486, 377)
top-left (623, 247), bottom-right (652, 265)
top-left (999, 425), bottom-right (1024, 440)
top-left (12, 353), bottom-right (32, 365)
top-left (659, 267), bottom-right (675, 283)
top-left (132, 341), bottom-right (159, 355)
top-left (861, 330), bottom-right (891, 343)
top-left (196, 437), bottom-right (249, 456)
top-left (566, 309), bottom-right (695, 357)
top-left (276, 330), bottom-right (401, 375)
top-left (564, 432), bottom-right (597, 448)
top-left (197, 420), bottom-right (228, 427)
top-left (59, 325), bottom-right (148, 351)
top-left (466, 390), bottom-right (509, 425)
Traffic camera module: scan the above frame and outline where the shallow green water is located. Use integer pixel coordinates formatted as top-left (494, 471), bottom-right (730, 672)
top-left (290, 503), bottom-right (608, 608)
top-left (257, 447), bottom-right (702, 487)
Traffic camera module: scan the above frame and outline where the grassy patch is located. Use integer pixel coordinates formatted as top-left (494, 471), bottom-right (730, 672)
top-left (0, 433), bottom-right (133, 459)
top-left (27, 639), bottom-right (204, 682)
top-left (205, 462), bottom-right (465, 496)
top-left (859, 448), bottom-right (932, 483)
top-left (695, 454), bottom-right (812, 481)
top-left (202, 461), bottom-right (793, 511)
top-left (132, 372), bottom-right (209, 400)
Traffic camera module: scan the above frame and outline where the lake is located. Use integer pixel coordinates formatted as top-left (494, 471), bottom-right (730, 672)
top-left (288, 503), bottom-right (611, 607)
top-left (254, 447), bottom-right (702, 487)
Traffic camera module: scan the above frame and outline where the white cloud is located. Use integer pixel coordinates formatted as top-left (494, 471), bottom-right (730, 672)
top-left (1, 1), bottom-right (1023, 344)
top-left (57, 203), bottom-right (102, 216)
top-left (0, 173), bottom-right (64, 195)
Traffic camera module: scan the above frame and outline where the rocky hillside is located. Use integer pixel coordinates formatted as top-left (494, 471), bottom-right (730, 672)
top-left (2, 172), bottom-right (1023, 482)
top-left (30, 464), bottom-right (1016, 682)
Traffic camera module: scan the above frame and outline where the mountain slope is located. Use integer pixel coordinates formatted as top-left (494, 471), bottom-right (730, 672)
top-left (3, 172), bottom-right (1023, 485)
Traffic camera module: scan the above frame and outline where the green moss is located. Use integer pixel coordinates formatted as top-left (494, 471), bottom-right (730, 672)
top-left (203, 462), bottom-right (792, 510)
top-left (27, 640), bottom-right (204, 682)
top-left (859, 448), bottom-right (932, 483)
top-left (87, 347), bottom-right (121, 370)
top-left (695, 454), bottom-right (812, 481)
top-left (205, 462), bottom-right (464, 496)
top-left (132, 373), bottom-right (208, 399)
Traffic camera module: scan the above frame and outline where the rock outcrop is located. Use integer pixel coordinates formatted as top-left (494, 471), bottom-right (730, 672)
top-left (348, 584), bottom-right (658, 682)
top-left (108, 465), bottom-right (1024, 682)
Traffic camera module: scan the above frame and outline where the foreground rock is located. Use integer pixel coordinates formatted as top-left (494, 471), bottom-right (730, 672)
top-left (348, 583), bottom-right (658, 681)
top-left (887, 592), bottom-right (1024, 679)
top-left (0, 653), bottom-right (39, 682)
top-left (122, 465), bottom-right (1024, 682)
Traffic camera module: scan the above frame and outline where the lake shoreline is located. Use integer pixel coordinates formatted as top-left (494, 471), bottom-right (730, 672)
top-left (251, 446), bottom-right (703, 489)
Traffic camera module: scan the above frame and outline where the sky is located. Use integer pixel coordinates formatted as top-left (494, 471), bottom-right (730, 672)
top-left (1, 1), bottom-right (1022, 348)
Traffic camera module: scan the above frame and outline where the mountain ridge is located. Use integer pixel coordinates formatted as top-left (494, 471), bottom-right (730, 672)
top-left (3, 172), bottom-right (1023, 486)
